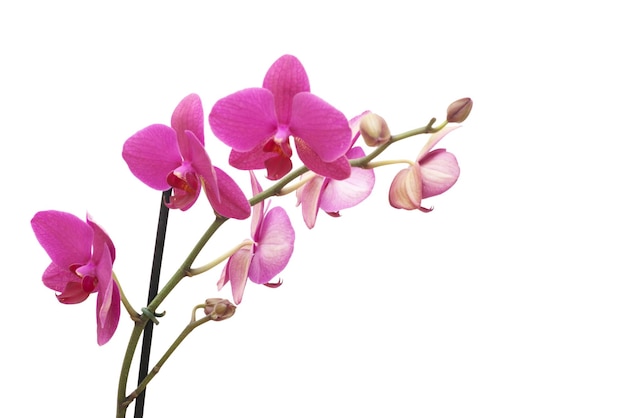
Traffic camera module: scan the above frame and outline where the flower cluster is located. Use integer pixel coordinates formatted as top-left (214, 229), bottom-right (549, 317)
top-left (30, 53), bottom-right (471, 416)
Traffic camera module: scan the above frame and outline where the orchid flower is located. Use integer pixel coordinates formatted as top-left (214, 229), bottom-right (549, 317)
top-left (31, 210), bottom-right (120, 345)
top-left (123, 93), bottom-right (250, 220)
top-left (209, 55), bottom-right (353, 180)
top-left (296, 113), bottom-right (375, 228)
top-left (389, 125), bottom-right (461, 211)
top-left (218, 172), bottom-right (295, 304)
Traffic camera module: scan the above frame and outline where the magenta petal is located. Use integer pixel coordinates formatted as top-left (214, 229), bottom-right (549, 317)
top-left (209, 88), bottom-right (277, 152)
top-left (229, 142), bottom-right (275, 170)
top-left (96, 278), bottom-right (120, 345)
top-left (171, 93), bottom-right (204, 146)
top-left (205, 167), bottom-right (251, 220)
top-left (42, 262), bottom-right (79, 293)
top-left (262, 55), bottom-right (310, 124)
top-left (420, 150), bottom-right (460, 198)
top-left (183, 131), bottom-right (219, 201)
top-left (249, 207), bottom-right (295, 284)
top-left (290, 93), bottom-right (351, 162)
top-left (123, 124), bottom-right (181, 190)
top-left (294, 138), bottom-right (351, 180)
top-left (87, 214), bottom-right (116, 264)
top-left (32, 211), bottom-right (92, 268)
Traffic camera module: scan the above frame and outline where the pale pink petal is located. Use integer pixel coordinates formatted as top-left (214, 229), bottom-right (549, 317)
top-left (298, 175), bottom-right (325, 229)
top-left (122, 124), bottom-right (181, 190)
top-left (223, 246), bottom-right (253, 305)
top-left (348, 111), bottom-right (371, 146)
top-left (389, 165), bottom-right (424, 210)
top-left (31, 211), bottom-right (92, 268)
top-left (249, 207), bottom-right (295, 284)
top-left (171, 93), bottom-right (205, 146)
top-left (204, 167), bottom-right (251, 220)
top-left (209, 88), bottom-right (277, 152)
top-left (249, 171), bottom-right (264, 236)
top-left (417, 125), bottom-right (461, 161)
top-left (420, 150), bottom-right (460, 198)
top-left (290, 93), bottom-right (351, 162)
top-left (294, 137), bottom-right (351, 180)
top-left (262, 55), bottom-right (310, 124)
top-left (321, 172), bottom-right (374, 212)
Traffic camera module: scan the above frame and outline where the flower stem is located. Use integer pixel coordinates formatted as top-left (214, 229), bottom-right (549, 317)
top-left (188, 240), bottom-right (253, 276)
top-left (124, 315), bottom-right (214, 406)
top-left (113, 272), bottom-right (140, 319)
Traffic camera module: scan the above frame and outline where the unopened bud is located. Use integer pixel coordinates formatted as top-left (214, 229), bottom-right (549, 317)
top-left (446, 97), bottom-right (473, 123)
top-left (359, 113), bottom-right (391, 147)
top-left (204, 298), bottom-right (236, 321)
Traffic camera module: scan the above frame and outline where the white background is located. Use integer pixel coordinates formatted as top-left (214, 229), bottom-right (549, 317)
top-left (2, 1), bottom-right (624, 417)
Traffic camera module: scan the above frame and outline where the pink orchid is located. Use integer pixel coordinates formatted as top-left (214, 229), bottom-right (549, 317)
top-left (31, 210), bottom-right (120, 345)
top-left (218, 172), bottom-right (295, 304)
top-left (389, 125), bottom-right (461, 211)
top-left (296, 113), bottom-right (375, 228)
top-left (209, 55), bottom-right (353, 180)
top-left (123, 93), bottom-right (250, 220)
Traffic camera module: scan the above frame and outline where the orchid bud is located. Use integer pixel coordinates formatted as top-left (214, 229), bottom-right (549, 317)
top-left (446, 97), bottom-right (473, 123)
top-left (204, 298), bottom-right (236, 321)
top-left (359, 113), bottom-right (391, 147)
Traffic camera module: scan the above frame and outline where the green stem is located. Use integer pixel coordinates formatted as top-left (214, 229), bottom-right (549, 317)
top-left (123, 315), bottom-right (213, 409)
top-left (117, 320), bottom-right (148, 418)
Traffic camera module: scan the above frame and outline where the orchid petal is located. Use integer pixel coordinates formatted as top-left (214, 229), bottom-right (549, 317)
top-left (320, 148), bottom-right (375, 212)
top-left (122, 124), bottom-right (181, 190)
top-left (32, 211), bottom-right (92, 269)
top-left (348, 111), bottom-right (371, 146)
top-left (183, 131), bottom-right (219, 201)
top-left (249, 207), bottom-right (295, 284)
top-left (264, 154), bottom-right (293, 180)
top-left (42, 262), bottom-right (79, 293)
top-left (420, 150), bottom-right (460, 198)
top-left (87, 214), bottom-right (116, 264)
top-left (222, 246), bottom-right (253, 305)
top-left (204, 167), bottom-right (251, 220)
top-left (262, 55), bottom-right (310, 124)
top-left (417, 124), bottom-right (461, 161)
top-left (229, 142), bottom-right (275, 170)
top-left (298, 175), bottom-right (325, 229)
top-left (56, 281), bottom-right (91, 304)
top-left (389, 165), bottom-right (424, 210)
top-left (96, 278), bottom-right (120, 346)
top-left (294, 137), bottom-right (351, 180)
top-left (95, 245), bottom-right (114, 328)
top-left (171, 93), bottom-right (204, 146)
top-left (166, 164), bottom-right (202, 211)
top-left (249, 171), bottom-right (264, 235)
top-left (209, 88), bottom-right (277, 152)
top-left (290, 93), bottom-right (352, 162)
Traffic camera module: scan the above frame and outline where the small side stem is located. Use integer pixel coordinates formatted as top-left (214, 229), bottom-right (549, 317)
top-left (124, 316), bottom-right (213, 406)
